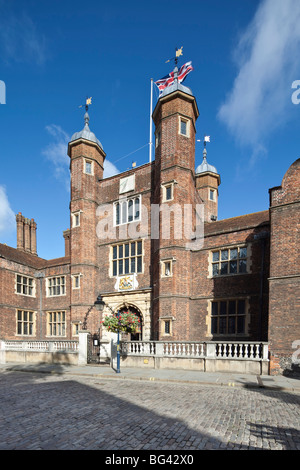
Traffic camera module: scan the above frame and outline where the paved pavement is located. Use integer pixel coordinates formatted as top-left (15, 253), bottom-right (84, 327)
top-left (1, 361), bottom-right (300, 391)
top-left (0, 362), bottom-right (299, 451)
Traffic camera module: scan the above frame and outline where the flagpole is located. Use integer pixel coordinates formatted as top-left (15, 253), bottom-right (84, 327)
top-left (149, 78), bottom-right (153, 163)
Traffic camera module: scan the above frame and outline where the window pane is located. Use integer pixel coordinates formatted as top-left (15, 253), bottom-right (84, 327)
top-left (122, 201), bottom-right (127, 224)
top-left (239, 259), bottom-right (247, 273)
top-left (166, 186), bottom-right (172, 200)
top-left (119, 260), bottom-right (123, 275)
top-left (230, 248), bottom-right (238, 260)
top-left (212, 264), bottom-right (219, 276)
top-left (238, 300), bottom-right (245, 315)
top-left (237, 316), bottom-right (245, 334)
top-left (17, 322), bottom-right (22, 335)
top-left (212, 252), bottom-right (219, 262)
top-left (228, 317), bottom-right (236, 334)
top-left (85, 161), bottom-right (92, 174)
top-left (240, 247), bottom-right (247, 258)
top-left (113, 260), bottom-right (117, 276)
top-left (228, 301), bottom-right (236, 315)
top-left (180, 120), bottom-right (187, 135)
top-left (211, 317), bottom-right (218, 334)
top-left (134, 198), bottom-right (140, 220)
top-left (220, 301), bottom-right (227, 315)
top-left (125, 243), bottom-right (129, 257)
top-left (165, 321), bottom-right (170, 334)
top-left (220, 262), bottom-right (228, 275)
top-left (119, 245), bottom-right (123, 258)
top-left (137, 241), bottom-right (142, 255)
top-left (125, 258), bottom-right (129, 274)
top-left (113, 246), bottom-right (117, 259)
top-left (115, 203), bottom-right (120, 225)
top-left (211, 302), bottom-right (218, 316)
top-left (219, 317), bottom-right (226, 334)
top-left (17, 275), bottom-right (21, 283)
top-left (137, 256), bottom-right (142, 273)
top-left (131, 242), bottom-right (136, 256)
top-left (130, 257), bottom-right (135, 273)
top-left (128, 200), bottom-right (133, 222)
top-left (230, 260), bottom-right (237, 274)
top-left (221, 250), bottom-right (228, 261)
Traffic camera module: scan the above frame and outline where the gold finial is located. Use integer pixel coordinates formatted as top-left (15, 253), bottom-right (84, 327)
top-left (166, 46), bottom-right (183, 65)
top-left (79, 96), bottom-right (92, 111)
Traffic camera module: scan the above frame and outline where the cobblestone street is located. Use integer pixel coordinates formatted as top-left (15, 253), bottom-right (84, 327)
top-left (0, 370), bottom-right (299, 451)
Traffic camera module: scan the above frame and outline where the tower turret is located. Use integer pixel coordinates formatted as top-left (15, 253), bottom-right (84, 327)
top-left (195, 142), bottom-right (220, 222)
top-left (67, 102), bottom-right (106, 331)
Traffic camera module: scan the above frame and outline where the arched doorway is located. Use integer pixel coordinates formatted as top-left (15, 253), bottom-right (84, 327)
top-left (118, 305), bottom-right (143, 341)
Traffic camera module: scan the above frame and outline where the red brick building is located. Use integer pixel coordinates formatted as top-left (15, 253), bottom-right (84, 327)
top-left (0, 73), bottom-right (299, 375)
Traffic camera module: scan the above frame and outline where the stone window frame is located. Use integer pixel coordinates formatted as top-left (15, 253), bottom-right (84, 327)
top-left (71, 274), bottom-right (81, 290)
top-left (16, 309), bottom-right (36, 336)
top-left (71, 210), bottom-right (81, 228)
top-left (71, 321), bottom-right (80, 337)
top-left (15, 273), bottom-right (36, 297)
top-left (160, 316), bottom-right (175, 337)
top-left (161, 258), bottom-right (174, 278)
top-left (161, 180), bottom-right (176, 202)
top-left (113, 195), bottom-right (141, 226)
top-left (178, 115), bottom-right (190, 138)
top-left (209, 188), bottom-right (216, 201)
top-left (46, 311), bottom-right (66, 337)
top-left (210, 244), bottom-right (249, 278)
top-left (208, 298), bottom-right (249, 337)
top-left (84, 158), bottom-right (94, 175)
top-left (110, 239), bottom-right (144, 277)
top-left (46, 275), bottom-right (66, 297)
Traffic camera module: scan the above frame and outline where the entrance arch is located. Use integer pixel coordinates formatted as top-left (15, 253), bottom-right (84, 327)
top-left (118, 304), bottom-right (143, 341)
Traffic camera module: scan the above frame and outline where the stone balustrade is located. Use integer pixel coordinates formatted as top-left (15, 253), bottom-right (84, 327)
top-left (0, 340), bottom-right (79, 365)
top-left (121, 340), bottom-right (268, 360)
top-left (120, 340), bottom-right (269, 374)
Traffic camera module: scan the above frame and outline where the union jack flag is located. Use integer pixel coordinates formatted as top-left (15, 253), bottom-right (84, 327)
top-left (154, 61), bottom-right (193, 96)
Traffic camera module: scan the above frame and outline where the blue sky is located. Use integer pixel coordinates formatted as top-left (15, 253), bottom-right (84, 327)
top-left (1, 0), bottom-right (300, 259)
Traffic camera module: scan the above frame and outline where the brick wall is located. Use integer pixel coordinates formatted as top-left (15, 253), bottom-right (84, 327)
top-left (268, 159), bottom-right (300, 374)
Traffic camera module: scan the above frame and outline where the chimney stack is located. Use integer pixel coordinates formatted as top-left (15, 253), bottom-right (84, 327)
top-left (16, 212), bottom-right (37, 255)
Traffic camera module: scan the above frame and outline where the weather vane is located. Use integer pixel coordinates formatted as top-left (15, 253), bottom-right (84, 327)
top-left (79, 97), bottom-right (92, 112)
top-left (197, 136), bottom-right (211, 148)
top-left (165, 46), bottom-right (183, 66)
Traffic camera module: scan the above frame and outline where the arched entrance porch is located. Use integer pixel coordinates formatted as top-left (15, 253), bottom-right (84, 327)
top-left (118, 304), bottom-right (143, 341)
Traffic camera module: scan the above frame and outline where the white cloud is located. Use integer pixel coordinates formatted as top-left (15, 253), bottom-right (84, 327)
top-left (0, 11), bottom-right (46, 65)
top-left (0, 185), bottom-right (15, 235)
top-left (42, 125), bottom-right (70, 191)
top-left (103, 160), bottom-right (120, 178)
top-left (218, 0), bottom-right (300, 164)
